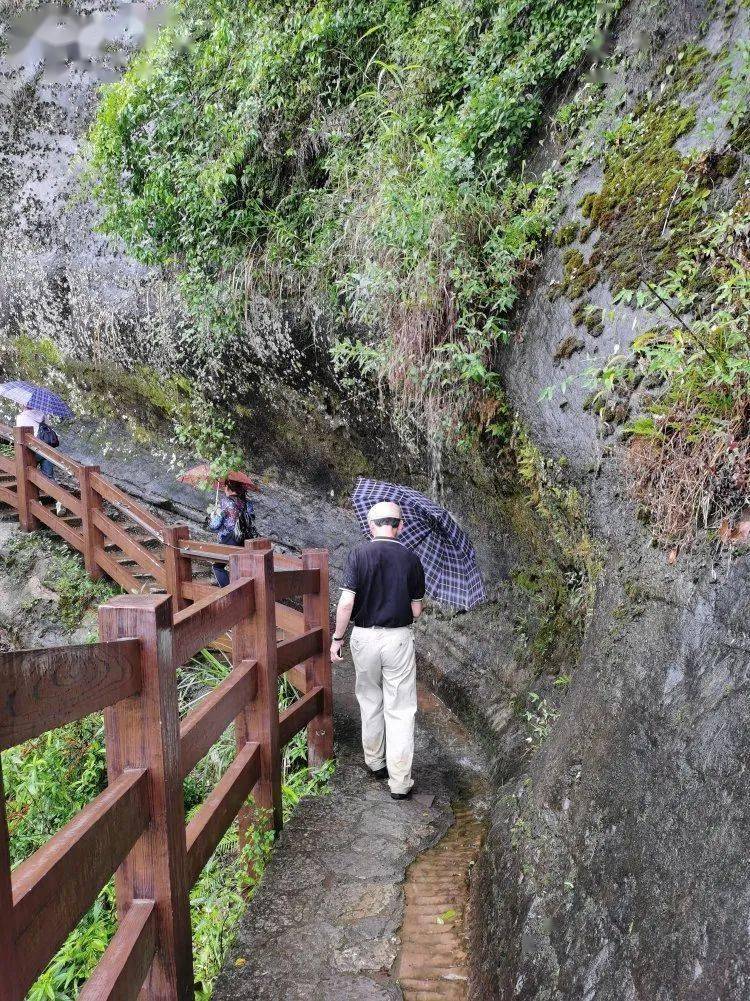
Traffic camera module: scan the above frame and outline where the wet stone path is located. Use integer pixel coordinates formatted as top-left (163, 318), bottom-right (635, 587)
top-left (213, 656), bottom-right (487, 1001)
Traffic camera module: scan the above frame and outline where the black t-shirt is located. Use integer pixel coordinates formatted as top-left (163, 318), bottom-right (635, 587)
top-left (343, 540), bottom-right (426, 628)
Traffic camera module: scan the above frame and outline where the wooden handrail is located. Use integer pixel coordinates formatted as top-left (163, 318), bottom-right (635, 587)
top-left (23, 435), bottom-right (81, 477)
top-left (95, 546), bottom-right (149, 595)
top-left (12, 768), bottom-right (149, 996)
top-left (77, 899), bottom-right (156, 1001)
top-left (178, 538), bottom-right (303, 571)
top-left (0, 481), bottom-right (18, 511)
top-left (274, 568), bottom-right (320, 600)
top-left (178, 539), bottom-right (240, 561)
top-left (277, 628), bottom-right (323, 675)
top-left (0, 432), bottom-right (334, 1000)
top-left (0, 639), bottom-right (142, 751)
top-left (29, 499), bottom-right (84, 552)
top-left (172, 577), bottom-right (255, 666)
top-left (180, 659), bottom-right (257, 778)
top-left (184, 741), bottom-right (261, 887)
top-left (26, 466), bottom-right (82, 515)
top-left (278, 686), bottom-right (324, 747)
top-left (94, 509), bottom-right (166, 580)
top-left (90, 472), bottom-right (165, 540)
top-left (0, 420), bottom-right (14, 442)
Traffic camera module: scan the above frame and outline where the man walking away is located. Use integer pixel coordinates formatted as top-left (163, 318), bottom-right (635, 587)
top-left (331, 501), bottom-right (425, 799)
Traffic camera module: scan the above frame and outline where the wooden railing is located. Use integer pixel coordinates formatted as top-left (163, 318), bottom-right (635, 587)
top-left (0, 422), bottom-right (314, 652)
top-left (0, 423), bottom-right (333, 1000)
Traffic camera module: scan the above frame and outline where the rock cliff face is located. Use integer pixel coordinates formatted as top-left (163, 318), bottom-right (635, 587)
top-left (461, 4), bottom-right (750, 998)
top-left (2, 1), bottom-right (750, 999)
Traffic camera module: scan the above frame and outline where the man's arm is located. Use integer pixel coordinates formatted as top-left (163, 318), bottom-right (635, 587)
top-left (331, 589), bottom-right (355, 662)
top-left (409, 557), bottom-right (426, 621)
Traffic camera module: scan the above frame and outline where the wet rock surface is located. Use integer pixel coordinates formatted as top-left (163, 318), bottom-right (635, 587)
top-left (465, 4), bottom-right (750, 998)
top-left (213, 669), bottom-right (486, 1001)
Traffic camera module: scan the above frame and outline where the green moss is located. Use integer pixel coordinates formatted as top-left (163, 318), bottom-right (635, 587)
top-left (654, 43), bottom-right (712, 100)
top-left (715, 152), bottom-right (741, 177)
top-left (504, 422), bottom-right (602, 671)
top-left (731, 114), bottom-right (750, 154)
top-left (553, 221), bottom-right (579, 247)
top-left (553, 334), bottom-right (584, 361)
top-left (559, 247), bottom-right (599, 300)
top-left (573, 301), bottom-right (604, 337)
top-left (576, 100), bottom-right (712, 293)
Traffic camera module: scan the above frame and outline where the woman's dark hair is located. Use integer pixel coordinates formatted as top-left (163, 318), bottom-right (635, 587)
top-left (226, 480), bottom-right (247, 499)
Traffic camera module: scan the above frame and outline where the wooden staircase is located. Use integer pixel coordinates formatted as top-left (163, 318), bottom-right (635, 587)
top-left (0, 424), bottom-right (307, 680)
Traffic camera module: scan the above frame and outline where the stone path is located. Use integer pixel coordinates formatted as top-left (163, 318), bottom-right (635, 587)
top-left (213, 656), bottom-right (487, 1001)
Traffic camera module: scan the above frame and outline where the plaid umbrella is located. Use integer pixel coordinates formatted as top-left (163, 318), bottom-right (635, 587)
top-left (352, 477), bottom-right (486, 610)
top-left (0, 381), bottom-right (74, 419)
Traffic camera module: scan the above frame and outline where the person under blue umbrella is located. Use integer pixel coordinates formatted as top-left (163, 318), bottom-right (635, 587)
top-left (331, 500), bottom-right (426, 801)
top-left (332, 477), bottom-right (486, 802)
top-left (2, 382), bottom-right (71, 516)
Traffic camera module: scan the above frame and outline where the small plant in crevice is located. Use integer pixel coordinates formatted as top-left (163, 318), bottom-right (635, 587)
top-left (521, 691), bottom-right (559, 749)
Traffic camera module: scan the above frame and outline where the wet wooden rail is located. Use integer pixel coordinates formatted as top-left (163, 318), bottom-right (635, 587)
top-left (0, 422), bottom-right (333, 1000)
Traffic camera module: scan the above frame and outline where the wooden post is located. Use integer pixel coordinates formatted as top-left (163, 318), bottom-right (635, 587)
top-left (78, 465), bottom-right (103, 580)
top-left (99, 595), bottom-right (194, 1001)
top-left (231, 547), bottom-right (282, 836)
top-left (13, 426), bottom-right (38, 532)
top-left (302, 549), bottom-right (334, 767)
top-left (247, 537), bottom-right (272, 551)
top-left (163, 525), bottom-right (191, 612)
top-left (0, 763), bottom-right (21, 1001)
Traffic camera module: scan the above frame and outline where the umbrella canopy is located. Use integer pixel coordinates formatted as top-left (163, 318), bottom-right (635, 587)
top-left (0, 381), bottom-right (74, 419)
top-left (178, 463), bottom-right (259, 492)
top-left (351, 477), bottom-right (486, 610)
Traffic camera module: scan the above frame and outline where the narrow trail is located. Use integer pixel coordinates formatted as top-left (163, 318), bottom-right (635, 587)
top-left (0, 427), bottom-right (489, 999)
top-left (213, 661), bottom-right (487, 1001)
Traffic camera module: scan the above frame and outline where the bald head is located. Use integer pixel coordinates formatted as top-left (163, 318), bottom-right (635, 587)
top-left (368, 501), bottom-right (403, 538)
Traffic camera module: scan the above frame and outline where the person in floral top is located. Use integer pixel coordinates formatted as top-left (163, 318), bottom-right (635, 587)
top-left (208, 481), bottom-right (256, 586)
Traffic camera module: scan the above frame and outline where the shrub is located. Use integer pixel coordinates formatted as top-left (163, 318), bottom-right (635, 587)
top-left (89, 0), bottom-right (621, 445)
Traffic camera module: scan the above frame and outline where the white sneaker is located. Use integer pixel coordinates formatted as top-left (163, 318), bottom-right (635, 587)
top-left (55, 501), bottom-right (66, 517)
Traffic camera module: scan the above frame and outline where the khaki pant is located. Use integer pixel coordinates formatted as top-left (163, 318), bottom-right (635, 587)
top-left (351, 625), bottom-right (417, 795)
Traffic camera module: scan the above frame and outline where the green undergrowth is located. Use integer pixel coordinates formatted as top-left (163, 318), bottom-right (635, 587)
top-left (1, 532), bottom-right (121, 630)
top-left (2, 648), bottom-right (333, 1000)
top-left (88, 0), bottom-right (622, 448)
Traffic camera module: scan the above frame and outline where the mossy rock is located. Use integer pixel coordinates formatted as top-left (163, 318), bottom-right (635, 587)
top-left (653, 43), bottom-right (712, 101)
top-left (559, 248), bottom-right (599, 300)
top-left (731, 115), bottom-right (750, 155)
top-left (554, 222), bottom-right (580, 248)
top-left (573, 301), bottom-right (605, 337)
top-left (553, 335), bottom-right (585, 362)
top-left (574, 100), bottom-right (713, 293)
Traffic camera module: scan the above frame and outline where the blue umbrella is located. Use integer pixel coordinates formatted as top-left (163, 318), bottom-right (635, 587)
top-left (352, 477), bottom-right (486, 610)
top-left (0, 381), bottom-right (74, 419)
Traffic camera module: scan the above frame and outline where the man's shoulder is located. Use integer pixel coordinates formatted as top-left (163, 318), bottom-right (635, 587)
top-left (373, 540), bottom-right (422, 567)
